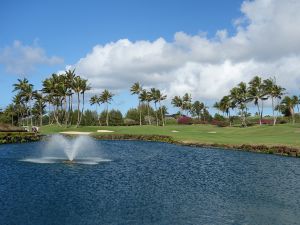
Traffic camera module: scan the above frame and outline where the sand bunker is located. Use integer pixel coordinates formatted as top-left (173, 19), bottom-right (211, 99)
top-left (171, 130), bottom-right (179, 133)
top-left (97, 130), bottom-right (115, 133)
top-left (208, 131), bottom-right (217, 134)
top-left (60, 131), bottom-right (92, 135)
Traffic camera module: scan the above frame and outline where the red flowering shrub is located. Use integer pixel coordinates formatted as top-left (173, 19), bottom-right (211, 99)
top-left (259, 119), bottom-right (273, 125)
top-left (177, 116), bottom-right (192, 125)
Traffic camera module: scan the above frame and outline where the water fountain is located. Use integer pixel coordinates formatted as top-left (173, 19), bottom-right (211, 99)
top-left (22, 135), bottom-right (111, 165)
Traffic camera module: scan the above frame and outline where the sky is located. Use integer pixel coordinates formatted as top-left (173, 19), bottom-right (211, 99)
top-left (1, 0), bottom-right (300, 115)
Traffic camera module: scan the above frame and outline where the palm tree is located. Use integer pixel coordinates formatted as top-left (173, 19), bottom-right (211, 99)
top-left (263, 77), bottom-right (285, 125)
top-left (248, 76), bottom-right (268, 125)
top-left (280, 96), bottom-right (298, 124)
top-left (90, 94), bottom-right (102, 125)
top-left (90, 95), bottom-right (99, 112)
top-left (33, 92), bottom-right (46, 127)
top-left (72, 76), bottom-right (83, 127)
top-left (192, 101), bottom-right (204, 121)
top-left (150, 88), bottom-right (160, 126)
top-left (78, 78), bottom-right (91, 126)
top-left (182, 93), bottom-right (192, 116)
top-left (139, 89), bottom-right (150, 125)
top-left (13, 78), bottom-right (34, 127)
top-left (130, 82), bottom-right (143, 126)
top-left (12, 93), bottom-right (25, 126)
top-left (64, 69), bottom-right (76, 126)
top-left (219, 96), bottom-right (233, 126)
top-left (155, 89), bottom-right (167, 126)
top-left (171, 96), bottom-right (183, 115)
top-left (42, 74), bottom-right (61, 126)
top-left (213, 101), bottom-right (221, 115)
top-left (230, 82), bottom-right (248, 127)
top-left (100, 89), bottom-right (114, 126)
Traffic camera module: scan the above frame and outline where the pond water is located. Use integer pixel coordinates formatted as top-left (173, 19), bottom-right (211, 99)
top-left (0, 140), bottom-right (300, 225)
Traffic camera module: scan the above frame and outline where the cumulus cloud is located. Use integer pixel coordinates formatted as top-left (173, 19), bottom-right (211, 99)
top-left (0, 40), bottom-right (63, 75)
top-left (67, 0), bottom-right (300, 102)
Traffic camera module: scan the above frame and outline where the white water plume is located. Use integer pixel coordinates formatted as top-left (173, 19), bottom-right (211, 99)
top-left (21, 135), bottom-right (111, 165)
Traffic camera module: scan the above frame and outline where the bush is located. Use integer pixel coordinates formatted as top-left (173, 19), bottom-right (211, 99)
top-left (165, 117), bottom-right (177, 125)
top-left (211, 120), bottom-right (229, 127)
top-left (259, 119), bottom-right (273, 125)
top-left (124, 118), bottom-right (139, 126)
top-left (177, 116), bottom-right (192, 125)
top-left (214, 113), bottom-right (226, 121)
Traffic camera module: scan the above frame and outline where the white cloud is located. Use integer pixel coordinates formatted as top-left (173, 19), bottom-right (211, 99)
top-left (0, 40), bottom-right (63, 75)
top-left (67, 0), bottom-right (300, 103)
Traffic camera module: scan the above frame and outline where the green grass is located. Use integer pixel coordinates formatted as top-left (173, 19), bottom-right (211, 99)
top-left (40, 123), bottom-right (300, 148)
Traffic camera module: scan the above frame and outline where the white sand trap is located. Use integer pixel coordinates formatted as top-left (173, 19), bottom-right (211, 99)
top-left (171, 130), bottom-right (179, 133)
top-left (208, 131), bottom-right (217, 134)
top-left (97, 130), bottom-right (115, 133)
top-left (60, 131), bottom-right (92, 135)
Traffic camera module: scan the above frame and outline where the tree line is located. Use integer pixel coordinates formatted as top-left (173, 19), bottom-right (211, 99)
top-left (213, 76), bottom-right (299, 126)
top-left (0, 72), bottom-right (299, 127)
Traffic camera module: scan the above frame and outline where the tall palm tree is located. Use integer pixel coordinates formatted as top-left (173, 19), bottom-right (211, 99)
top-left (263, 77), bottom-right (285, 125)
top-left (78, 79), bottom-right (91, 126)
top-left (248, 76), bottom-right (268, 125)
top-left (150, 88), bottom-right (160, 126)
top-left (213, 101), bottom-right (221, 115)
top-left (171, 96), bottom-right (183, 115)
top-left (230, 82), bottom-right (248, 127)
top-left (33, 92), bottom-right (46, 127)
top-left (192, 101), bottom-right (204, 121)
top-left (13, 78), bottom-right (34, 127)
top-left (182, 93), bottom-right (192, 116)
top-left (90, 94), bottom-right (102, 126)
top-left (100, 89), bottom-right (114, 126)
top-left (65, 69), bottom-right (76, 126)
top-left (130, 82), bottom-right (143, 126)
top-left (139, 89), bottom-right (149, 125)
top-left (72, 76), bottom-right (83, 127)
top-left (155, 89), bottom-right (167, 126)
top-left (90, 95), bottom-right (99, 112)
top-left (280, 96), bottom-right (298, 124)
top-left (219, 96), bottom-right (233, 126)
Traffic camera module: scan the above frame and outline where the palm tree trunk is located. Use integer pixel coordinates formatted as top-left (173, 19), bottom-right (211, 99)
top-left (154, 103), bottom-right (158, 126)
top-left (29, 99), bottom-right (33, 127)
top-left (257, 103), bottom-right (261, 125)
top-left (106, 103), bottom-right (109, 126)
top-left (76, 92), bottom-right (80, 128)
top-left (147, 102), bottom-right (151, 125)
top-left (228, 110), bottom-right (232, 127)
top-left (272, 97), bottom-right (276, 126)
top-left (159, 101), bottom-right (164, 126)
top-left (69, 94), bottom-right (73, 126)
top-left (260, 100), bottom-right (264, 125)
top-left (139, 101), bottom-right (142, 126)
top-left (79, 92), bottom-right (85, 125)
top-left (291, 108), bottom-right (295, 124)
top-left (40, 104), bottom-right (43, 127)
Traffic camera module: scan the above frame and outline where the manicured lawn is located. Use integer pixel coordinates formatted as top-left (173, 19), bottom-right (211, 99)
top-left (40, 123), bottom-right (300, 147)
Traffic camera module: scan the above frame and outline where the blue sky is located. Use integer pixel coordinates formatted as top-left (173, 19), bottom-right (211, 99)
top-left (1, 0), bottom-right (300, 115)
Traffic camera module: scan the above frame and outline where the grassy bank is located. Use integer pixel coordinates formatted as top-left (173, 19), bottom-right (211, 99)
top-left (40, 123), bottom-right (300, 148)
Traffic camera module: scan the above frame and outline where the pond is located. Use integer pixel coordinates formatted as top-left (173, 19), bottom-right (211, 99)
top-left (0, 139), bottom-right (300, 225)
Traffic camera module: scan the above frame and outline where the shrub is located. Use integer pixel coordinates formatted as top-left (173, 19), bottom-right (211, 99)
top-left (211, 120), bottom-right (229, 127)
top-left (124, 118), bottom-right (139, 126)
top-left (213, 113), bottom-right (226, 121)
top-left (259, 119), bottom-right (273, 125)
top-left (177, 116), bottom-right (192, 125)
